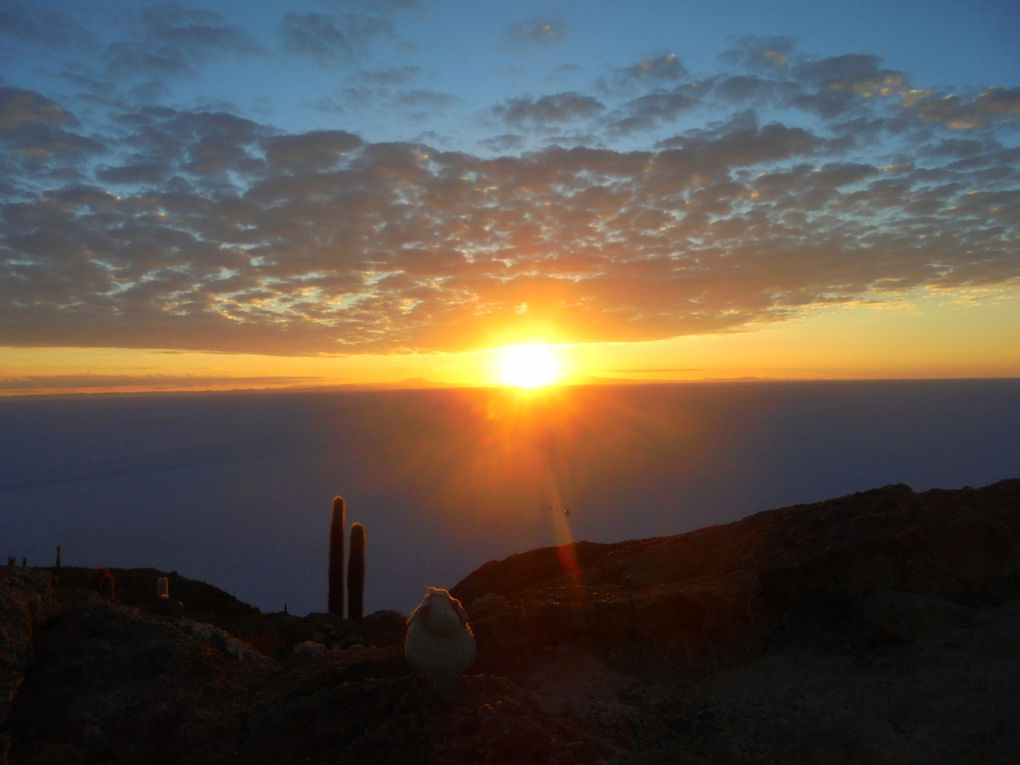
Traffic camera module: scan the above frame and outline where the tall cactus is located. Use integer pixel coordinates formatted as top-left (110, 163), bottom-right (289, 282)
top-left (156, 575), bottom-right (171, 616)
top-left (328, 496), bottom-right (346, 615)
top-left (347, 522), bottom-right (366, 619)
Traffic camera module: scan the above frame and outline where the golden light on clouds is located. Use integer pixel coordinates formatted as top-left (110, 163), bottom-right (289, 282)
top-left (0, 4), bottom-right (1019, 396)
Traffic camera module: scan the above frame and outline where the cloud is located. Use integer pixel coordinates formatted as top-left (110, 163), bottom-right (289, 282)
top-left (96, 158), bottom-right (172, 185)
top-left (618, 53), bottom-right (688, 84)
top-left (903, 86), bottom-right (1020, 130)
top-left (391, 89), bottom-right (456, 111)
top-left (0, 86), bottom-right (104, 165)
top-left (139, 3), bottom-right (264, 57)
top-left (503, 17), bottom-right (568, 45)
top-left (545, 63), bottom-right (584, 82)
top-left (264, 130), bottom-right (363, 173)
top-left (778, 53), bottom-right (911, 121)
top-left (357, 66), bottom-right (422, 86)
top-left (0, 86), bottom-right (76, 132)
top-left (928, 137), bottom-right (989, 157)
top-left (493, 92), bottom-right (605, 128)
top-left (0, 4), bottom-right (93, 50)
top-left (103, 43), bottom-right (195, 80)
top-left (104, 2), bottom-right (264, 81)
top-left (322, 0), bottom-right (422, 10)
top-left (656, 120), bottom-right (825, 171)
top-left (720, 36), bottom-right (796, 72)
top-left (303, 86), bottom-right (454, 120)
top-left (1, 40), bottom-right (1018, 358)
top-left (714, 41), bottom-right (921, 124)
top-left (478, 133), bottom-right (526, 153)
top-left (3, 90), bottom-right (1018, 357)
top-left (278, 12), bottom-right (392, 65)
top-left (607, 89), bottom-right (699, 135)
top-left (711, 75), bottom-right (800, 107)
top-left (94, 107), bottom-right (261, 189)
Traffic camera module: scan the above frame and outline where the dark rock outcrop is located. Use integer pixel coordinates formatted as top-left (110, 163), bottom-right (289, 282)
top-left (2, 479), bottom-right (1019, 763)
top-left (0, 570), bottom-right (57, 763)
top-left (453, 480), bottom-right (1020, 655)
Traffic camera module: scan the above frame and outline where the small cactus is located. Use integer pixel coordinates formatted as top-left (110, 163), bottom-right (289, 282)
top-left (347, 522), bottom-right (366, 619)
top-left (328, 496), bottom-right (346, 615)
top-left (55, 544), bottom-right (61, 568)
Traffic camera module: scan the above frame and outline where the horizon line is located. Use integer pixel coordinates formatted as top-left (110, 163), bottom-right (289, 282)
top-left (3, 374), bottom-right (1020, 402)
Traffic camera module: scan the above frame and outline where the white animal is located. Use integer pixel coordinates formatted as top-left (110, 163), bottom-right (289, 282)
top-left (404, 586), bottom-right (477, 676)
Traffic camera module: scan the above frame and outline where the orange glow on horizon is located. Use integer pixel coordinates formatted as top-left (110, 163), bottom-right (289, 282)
top-left (0, 285), bottom-right (1019, 397)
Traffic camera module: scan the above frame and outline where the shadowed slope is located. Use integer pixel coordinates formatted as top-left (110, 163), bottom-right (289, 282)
top-left (3, 479), bottom-right (1018, 763)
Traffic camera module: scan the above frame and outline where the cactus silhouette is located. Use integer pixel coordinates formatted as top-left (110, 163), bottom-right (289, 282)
top-left (328, 496), bottom-right (346, 615)
top-left (156, 575), bottom-right (172, 616)
top-left (347, 522), bottom-right (366, 619)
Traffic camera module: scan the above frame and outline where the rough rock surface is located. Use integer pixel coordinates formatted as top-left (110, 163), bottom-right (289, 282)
top-left (0, 570), bottom-right (57, 763)
top-left (2, 479), bottom-right (1019, 763)
top-left (454, 480), bottom-right (1020, 652)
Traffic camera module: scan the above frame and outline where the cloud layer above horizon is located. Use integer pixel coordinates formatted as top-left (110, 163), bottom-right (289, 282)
top-left (1, 2), bottom-right (1018, 356)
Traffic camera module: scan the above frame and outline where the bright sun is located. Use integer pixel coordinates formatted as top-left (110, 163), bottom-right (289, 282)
top-left (498, 344), bottom-right (562, 388)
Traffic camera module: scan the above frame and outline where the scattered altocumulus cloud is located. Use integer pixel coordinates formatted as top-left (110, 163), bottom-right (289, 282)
top-left (493, 92), bottom-right (606, 128)
top-left (279, 11), bottom-right (392, 66)
top-left (619, 53), bottom-right (688, 84)
top-left (503, 17), bottom-right (568, 46)
top-left (106, 4), bottom-right (265, 81)
top-left (0, 22), bottom-right (1018, 357)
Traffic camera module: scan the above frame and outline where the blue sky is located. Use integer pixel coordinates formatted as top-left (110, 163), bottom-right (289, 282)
top-left (0, 0), bottom-right (1018, 389)
top-left (6, 1), bottom-right (1017, 145)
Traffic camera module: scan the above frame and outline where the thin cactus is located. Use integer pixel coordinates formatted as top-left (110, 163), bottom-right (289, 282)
top-left (347, 522), bottom-right (366, 619)
top-left (328, 496), bottom-right (346, 615)
top-left (155, 575), bottom-right (172, 616)
top-left (55, 544), bottom-right (61, 568)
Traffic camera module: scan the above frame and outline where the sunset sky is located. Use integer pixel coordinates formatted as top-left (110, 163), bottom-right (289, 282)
top-left (1, 0), bottom-right (1018, 395)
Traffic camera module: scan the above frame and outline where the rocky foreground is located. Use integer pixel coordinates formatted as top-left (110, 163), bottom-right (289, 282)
top-left (2, 479), bottom-right (1019, 764)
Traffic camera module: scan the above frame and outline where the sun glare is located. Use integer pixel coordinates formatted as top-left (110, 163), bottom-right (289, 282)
top-left (498, 344), bottom-right (562, 388)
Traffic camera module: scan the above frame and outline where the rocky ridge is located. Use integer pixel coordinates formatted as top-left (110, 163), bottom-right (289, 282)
top-left (2, 479), bottom-right (1019, 763)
